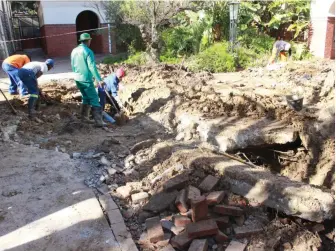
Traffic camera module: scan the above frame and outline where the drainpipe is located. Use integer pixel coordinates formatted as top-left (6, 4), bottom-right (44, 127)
top-left (108, 23), bottom-right (111, 54)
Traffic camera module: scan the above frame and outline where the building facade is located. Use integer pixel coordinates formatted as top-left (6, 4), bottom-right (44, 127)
top-left (309, 0), bottom-right (335, 59)
top-left (38, 1), bottom-right (115, 57)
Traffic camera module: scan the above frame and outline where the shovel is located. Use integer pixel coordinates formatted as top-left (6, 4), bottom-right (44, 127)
top-left (104, 89), bottom-right (128, 126)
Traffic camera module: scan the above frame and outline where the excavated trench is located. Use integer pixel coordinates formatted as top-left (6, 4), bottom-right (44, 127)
top-left (0, 62), bottom-right (334, 251)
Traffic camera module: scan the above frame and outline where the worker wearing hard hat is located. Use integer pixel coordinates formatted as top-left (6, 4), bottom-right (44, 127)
top-left (2, 54), bottom-right (31, 95)
top-left (17, 59), bottom-right (54, 118)
top-left (71, 33), bottom-right (105, 127)
top-left (97, 68), bottom-right (125, 117)
top-left (269, 40), bottom-right (292, 64)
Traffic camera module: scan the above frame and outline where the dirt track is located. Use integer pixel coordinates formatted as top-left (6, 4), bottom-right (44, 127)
top-left (0, 59), bottom-right (334, 251)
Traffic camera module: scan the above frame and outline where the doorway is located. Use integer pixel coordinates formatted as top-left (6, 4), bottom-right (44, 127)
top-left (76, 10), bottom-right (101, 53)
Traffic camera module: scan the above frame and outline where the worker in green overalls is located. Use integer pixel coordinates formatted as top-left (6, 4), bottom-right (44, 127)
top-left (71, 33), bottom-right (105, 127)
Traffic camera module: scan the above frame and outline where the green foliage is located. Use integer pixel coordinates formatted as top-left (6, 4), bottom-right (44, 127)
top-left (124, 52), bottom-right (148, 65)
top-left (238, 28), bottom-right (275, 54)
top-left (161, 27), bottom-right (194, 57)
top-left (159, 55), bottom-right (183, 64)
top-left (102, 53), bottom-right (128, 65)
top-left (291, 42), bottom-right (312, 60)
top-left (115, 24), bottom-right (145, 52)
top-left (236, 47), bottom-right (269, 68)
top-left (187, 42), bottom-right (235, 72)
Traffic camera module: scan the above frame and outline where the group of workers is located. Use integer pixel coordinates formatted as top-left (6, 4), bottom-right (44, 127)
top-left (1, 32), bottom-right (125, 127)
top-left (2, 33), bottom-right (291, 126)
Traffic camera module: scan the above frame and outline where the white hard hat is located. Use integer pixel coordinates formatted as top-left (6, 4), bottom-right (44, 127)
top-left (285, 43), bottom-right (291, 51)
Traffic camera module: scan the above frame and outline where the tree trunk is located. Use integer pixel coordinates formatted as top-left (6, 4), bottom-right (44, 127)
top-left (149, 22), bottom-right (160, 63)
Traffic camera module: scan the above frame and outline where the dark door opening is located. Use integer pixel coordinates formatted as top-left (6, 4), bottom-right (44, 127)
top-left (76, 10), bottom-right (102, 53)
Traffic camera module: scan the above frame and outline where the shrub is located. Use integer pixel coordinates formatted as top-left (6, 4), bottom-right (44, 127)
top-left (102, 53), bottom-right (128, 64)
top-left (239, 29), bottom-right (274, 54)
top-left (187, 42), bottom-right (235, 72)
top-left (124, 52), bottom-right (148, 65)
top-left (291, 42), bottom-right (312, 60)
top-left (236, 46), bottom-right (270, 68)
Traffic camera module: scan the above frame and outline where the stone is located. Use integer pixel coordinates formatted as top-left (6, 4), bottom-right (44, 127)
top-left (143, 191), bottom-right (179, 213)
top-left (215, 230), bottom-right (229, 243)
top-left (186, 219), bottom-right (218, 238)
top-left (283, 242), bottom-right (292, 250)
top-left (138, 232), bottom-right (149, 245)
top-left (225, 241), bottom-right (247, 251)
top-left (198, 175), bottom-right (219, 192)
top-left (206, 191), bottom-right (225, 205)
top-left (156, 232), bottom-right (172, 247)
top-left (234, 225), bottom-right (263, 238)
top-left (100, 156), bottom-right (111, 166)
top-left (116, 186), bottom-right (132, 199)
top-left (214, 217), bottom-right (230, 229)
top-left (234, 215), bottom-right (245, 226)
top-left (191, 196), bottom-right (208, 222)
top-left (171, 231), bottom-right (193, 250)
top-left (130, 139), bottom-right (156, 154)
top-left (138, 211), bottom-right (155, 223)
top-left (160, 244), bottom-right (176, 251)
top-left (187, 186), bottom-right (201, 203)
top-left (173, 215), bottom-right (192, 227)
top-left (72, 152), bottom-right (81, 158)
top-left (213, 205), bottom-right (243, 216)
top-left (311, 223), bottom-right (325, 233)
top-left (132, 192), bottom-right (149, 204)
top-left (163, 173), bottom-right (188, 191)
top-left (107, 168), bottom-right (117, 176)
top-left (188, 239), bottom-right (208, 251)
top-left (175, 189), bottom-right (189, 213)
top-left (145, 216), bottom-right (165, 243)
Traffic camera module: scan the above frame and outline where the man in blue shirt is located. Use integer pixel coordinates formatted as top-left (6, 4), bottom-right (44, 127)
top-left (98, 68), bottom-right (125, 116)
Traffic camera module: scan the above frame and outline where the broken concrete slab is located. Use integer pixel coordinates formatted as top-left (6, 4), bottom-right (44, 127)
top-left (210, 154), bottom-right (335, 222)
top-left (197, 117), bottom-right (298, 152)
top-left (131, 192), bottom-right (149, 204)
top-left (225, 240), bottom-right (247, 251)
top-left (198, 175), bottom-right (219, 192)
top-left (143, 191), bottom-right (179, 213)
top-left (163, 173), bottom-right (188, 191)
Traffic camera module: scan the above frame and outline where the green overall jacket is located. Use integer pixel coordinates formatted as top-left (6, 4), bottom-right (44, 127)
top-left (71, 43), bottom-right (102, 83)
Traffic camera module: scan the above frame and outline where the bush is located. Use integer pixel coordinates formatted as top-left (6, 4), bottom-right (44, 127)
top-left (102, 53), bottom-right (128, 64)
top-left (124, 52), bottom-right (148, 65)
top-left (160, 55), bottom-right (183, 64)
top-left (291, 42), bottom-right (312, 60)
top-left (238, 29), bottom-right (274, 54)
top-left (187, 42), bottom-right (235, 72)
top-left (236, 46), bottom-right (270, 68)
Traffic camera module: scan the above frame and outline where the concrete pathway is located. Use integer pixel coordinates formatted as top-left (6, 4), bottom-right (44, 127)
top-left (0, 142), bottom-right (137, 251)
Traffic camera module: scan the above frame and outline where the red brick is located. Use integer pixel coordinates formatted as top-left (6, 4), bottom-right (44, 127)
top-left (173, 215), bottom-right (192, 227)
top-left (206, 191), bottom-right (225, 205)
top-left (187, 186), bottom-right (201, 202)
top-left (213, 205), bottom-right (243, 216)
top-left (234, 215), bottom-right (245, 226)
top-left (214, 216), bottom-right (230, 229)
top-left (191, 196), bottom-right (208, 222)
top-left (198, 175), bottom-right (219, 192)
top-left (225, 240), bottom-right (247, 251)
top-left (325, 17), bottom-right (335, 59)
top-left (145, 216), bottom-right (164, 243)
top-left (234, 225), bottom-right (263, 239)
top-left (171, 231), bottom-right (193, 250)
top-left (163, 173), bottom-right (188, 192)
top-left (175, 189), bottom-right (188, 213)
top-left (215, 230), bottom-right (229, 243)
top-left (186, 219), bottom-right (218, 238)
top-left (188, 239), bottom-right (208, 251)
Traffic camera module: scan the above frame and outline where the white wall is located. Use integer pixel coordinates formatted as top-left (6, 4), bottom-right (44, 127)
top-left (310, 0), bottom-right (335, 57)
top-left (39, 1), bottom-right (107, 26)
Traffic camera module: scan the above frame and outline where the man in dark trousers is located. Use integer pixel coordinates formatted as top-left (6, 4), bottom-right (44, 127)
top-left (71, 33), bottom-right (105, 127)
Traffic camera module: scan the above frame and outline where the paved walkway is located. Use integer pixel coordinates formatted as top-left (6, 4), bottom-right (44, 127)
top-left (0, 141), bottom-right (137, 251)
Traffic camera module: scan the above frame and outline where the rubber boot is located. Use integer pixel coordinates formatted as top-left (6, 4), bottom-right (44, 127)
top-left (80, 104), bottom-right (94, 124)
top-left (28, 96), bottom-right (38, 119)
top-left (92, 106), bottom-right (106, 127)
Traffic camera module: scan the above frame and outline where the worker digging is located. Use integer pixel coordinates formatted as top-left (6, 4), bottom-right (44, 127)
top-left (2, 54), bottom-right (30, 96)
top-left (17, 59), bottom-right (54, 119)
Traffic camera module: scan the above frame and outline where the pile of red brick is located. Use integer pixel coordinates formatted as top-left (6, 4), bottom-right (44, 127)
top-left (139, 175), bottom-right (265, 251)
